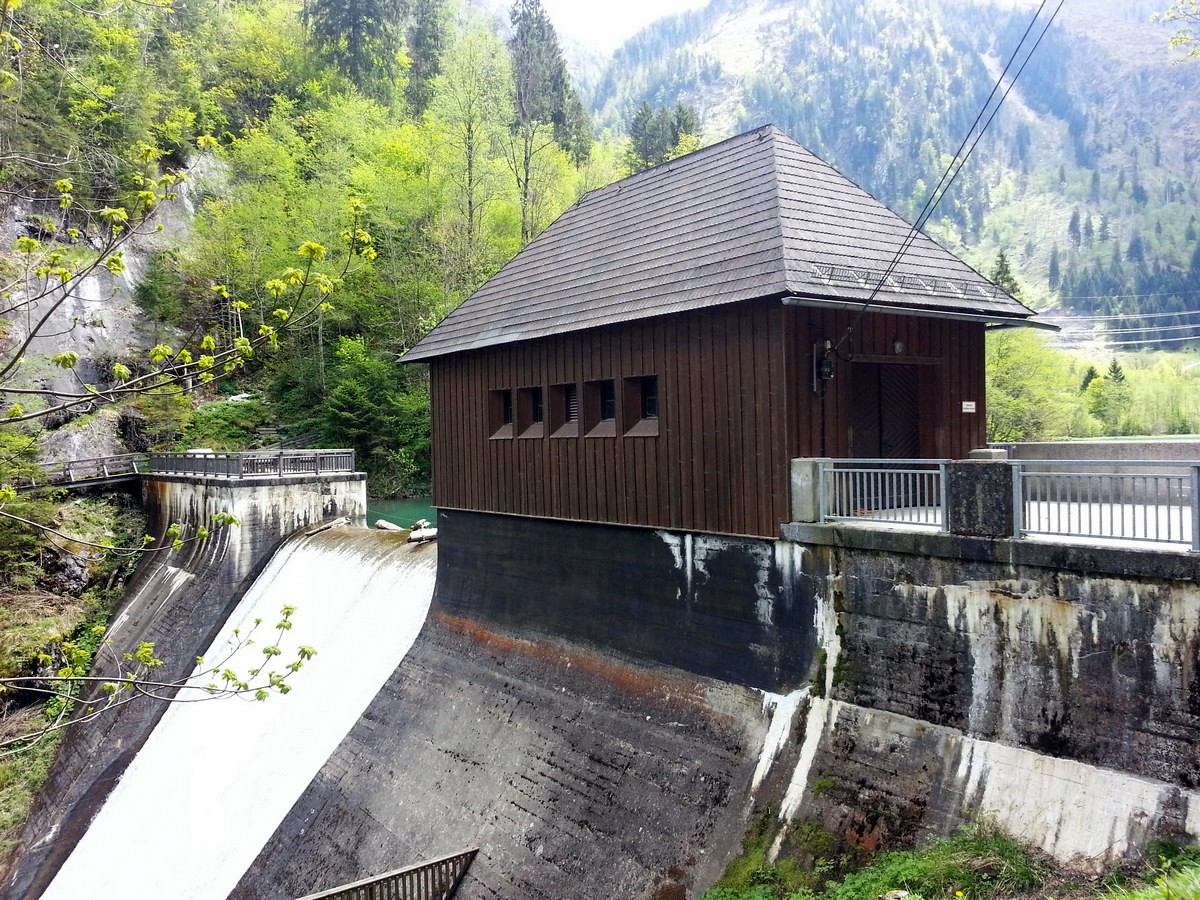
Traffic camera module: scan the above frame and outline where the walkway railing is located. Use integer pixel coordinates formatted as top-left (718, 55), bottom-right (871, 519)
top-left (818, 459), bottom-right (949, 530)
top-left (13, 453), bottom-right (149, 489)
top-left (149, 449), bottom-right (356, 478)
top-left (296, 848), bottom-right (478, 900)
top-left (1013, 460), bottom-right (1198, 550)
top-left (804, 456), bottom-right (1199, 551)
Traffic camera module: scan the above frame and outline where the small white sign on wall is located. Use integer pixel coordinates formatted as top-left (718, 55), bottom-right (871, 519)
top-left (962, 400), bottom-right (977, 413)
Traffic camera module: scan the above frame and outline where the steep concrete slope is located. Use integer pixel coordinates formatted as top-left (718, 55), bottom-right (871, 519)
top-left (4, 475), bottom-right (364, 900)
top-left (236, 613), bottom-right (775, 900)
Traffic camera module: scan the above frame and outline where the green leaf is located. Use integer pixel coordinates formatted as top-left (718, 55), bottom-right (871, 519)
top-left (51, 351), bottom-right (79, 369)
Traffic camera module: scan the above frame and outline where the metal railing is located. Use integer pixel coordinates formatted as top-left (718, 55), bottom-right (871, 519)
top-left (818, 459), bottom-right (949, 530)
top-left (296, 848), bottom-right (478, 900)
top-left (149, 449), bottom-right (356, 478)
top-left (13, 453), bottom-right (149, 489)
top-left (1013, 460), bottom-right (1199, 550)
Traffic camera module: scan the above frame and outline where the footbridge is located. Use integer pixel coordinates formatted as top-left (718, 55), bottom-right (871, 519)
top-left (12, 448), bottom-right (357, 492)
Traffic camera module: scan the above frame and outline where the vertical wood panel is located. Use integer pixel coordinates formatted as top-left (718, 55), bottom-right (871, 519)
top-left (425, 300), bottom-right (986, 539)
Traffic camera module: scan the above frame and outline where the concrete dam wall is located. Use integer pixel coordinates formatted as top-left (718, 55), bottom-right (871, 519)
top-left (780, 521), bottom-right (1200, 868)
top-left (14, 519), bottom-right (787, 900)
top-left (13, 492), bottom-right (1200, 897)
top-left (5, 473), bottom-right (366, 900)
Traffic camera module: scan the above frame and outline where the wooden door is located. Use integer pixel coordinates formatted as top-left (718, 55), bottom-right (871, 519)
top-left (850, 363), bottom-right (920, 459)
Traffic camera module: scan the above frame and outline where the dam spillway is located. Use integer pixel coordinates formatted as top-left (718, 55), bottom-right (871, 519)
top-left (42, 528), bottom-right (436, 900)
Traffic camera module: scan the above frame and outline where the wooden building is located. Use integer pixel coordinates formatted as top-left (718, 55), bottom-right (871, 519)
top-left (403, 125), bottom-right (1034, 541)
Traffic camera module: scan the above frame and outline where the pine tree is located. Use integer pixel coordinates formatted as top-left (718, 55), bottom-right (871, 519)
top-left (1127, 230), bottom-right (1145, 264)
top-left (1082, 215), bottom-right (1094, 247)
top-left (1187, 217), bottom-right (1197, 242)
top-left (405, 0), bottom-right (445, 116)
top-left (1107, 359), bottom-right (1126, 383)
top-left (624, 100), bottom-right (700, 172)
top-left (1080, 365), bottom-right (1099, 392)
top-left (303, 0), bottom-right (408, 100)
top-left (989, 249), bottom-right (1022, 298)
top-left (507, 0), bottom-right (591, 242)
top-left (1099, 214), bottom-right (1111, 242)
top-left (1048, 244), bottom-right (1061, 290)
top-left (1067, 208), bottom-right (1082, 248)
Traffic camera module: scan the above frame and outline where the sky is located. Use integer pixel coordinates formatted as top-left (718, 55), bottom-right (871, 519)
top-left (539, 0), bottom-right (710, 52)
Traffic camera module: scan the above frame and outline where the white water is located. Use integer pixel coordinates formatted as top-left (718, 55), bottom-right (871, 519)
top-left (44, 529), bottom-right (436, 900)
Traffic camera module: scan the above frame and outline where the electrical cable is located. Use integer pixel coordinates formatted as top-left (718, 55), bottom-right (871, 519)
top-left (831, 0), bottom-right (1066, 355)
top-left (1040, 307), bottom-right (1200, 321)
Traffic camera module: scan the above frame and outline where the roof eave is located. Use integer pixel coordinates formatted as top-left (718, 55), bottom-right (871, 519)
top-left (779, 293), bottom-right (1035, 325)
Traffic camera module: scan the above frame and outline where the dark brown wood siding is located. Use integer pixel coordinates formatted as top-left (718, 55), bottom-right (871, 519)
top-left (788, 307), bottom-right (987, 460)
top-left (429, 299), bottom-right (987, 538)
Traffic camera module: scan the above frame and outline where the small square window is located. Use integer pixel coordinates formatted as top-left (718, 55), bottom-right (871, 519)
top-left (584, 379), bottom-right (617, 437)
top-left (489, 389), bottom-right (514, 439)
top-left (517, 386), bottom-right (545, 438)
top-left (550, 383), bottom-right (579, 437)
top-left (623, 374), bottom-right (660, 437)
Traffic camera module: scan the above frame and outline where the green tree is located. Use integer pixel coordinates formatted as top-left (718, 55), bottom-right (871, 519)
top-left (989, 249), bottom-right (1022, 298)
top-left (303, 0), bottom-right (408, 100)
top-left (625, 100), bottom-right (700, 172)
top-left (405, 0), bottom-right (445, 116)
top-left (428, 23), bottom-right (514, 293)
top-left (506, 0), bottom-right (590, 243)
top-left (1155, 1), bottom-right (1200, 57)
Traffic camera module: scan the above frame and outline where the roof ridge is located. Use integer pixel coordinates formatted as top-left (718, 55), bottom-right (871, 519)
top-left (577, 124), bottom-right (780, 208)
top-left (762, 128), bottom-right (796, 292)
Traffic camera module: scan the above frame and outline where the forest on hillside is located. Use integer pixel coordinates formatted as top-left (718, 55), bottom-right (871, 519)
top-left (588, 0), bottom-right (1200, 352)
top-left (0, 0), bottom-right (634, 495)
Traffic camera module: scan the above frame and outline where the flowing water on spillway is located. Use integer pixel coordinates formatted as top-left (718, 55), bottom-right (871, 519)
top-left (43, 528), bottom-right (436, 900)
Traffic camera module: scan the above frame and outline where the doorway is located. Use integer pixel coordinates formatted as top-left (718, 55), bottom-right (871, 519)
top-left (849, 363), bottom-right (921, 459)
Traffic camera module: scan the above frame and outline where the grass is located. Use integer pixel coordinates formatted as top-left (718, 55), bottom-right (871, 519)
top-left (825, 823), bottom-right (1044, 900)
top-left (701, 822), bottom-right (1046, 900)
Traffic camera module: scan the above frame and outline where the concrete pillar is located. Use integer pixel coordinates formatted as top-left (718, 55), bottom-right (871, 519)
top-left (946, 459), bottom-right (1015, 538)
top-left (790, 458), bottom-right (830, 523)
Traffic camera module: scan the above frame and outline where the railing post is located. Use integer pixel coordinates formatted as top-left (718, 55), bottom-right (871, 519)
top-left (945, 459), bottom-right (1015, 538)
top-left (1012, 462), bottom-right (1023, 539)
top-left (789, 458), bottom-right (828, 523)
top-left (1192, 465), bottom-right (1199, 553)
top-left (939, 462), bottom-right (949, 531)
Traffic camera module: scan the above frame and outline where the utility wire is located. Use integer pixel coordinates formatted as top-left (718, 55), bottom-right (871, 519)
top-left (834, 0), bottom-right (1065, 352)
top-left (1094, 334), bottom-right (1200, 347)
top-left (1041, 308), bottom-right (1200, 321)
top-left (1096, 322), bottom-right (1200, 336)
top-left (1050, 287), bottom-right (1200, 303)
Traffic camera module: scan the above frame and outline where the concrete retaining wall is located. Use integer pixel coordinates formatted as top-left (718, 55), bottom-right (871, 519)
top-left (997, 439), bottom-right (1200, 463)
top-left (777, 521), bottom-right (1200, 866)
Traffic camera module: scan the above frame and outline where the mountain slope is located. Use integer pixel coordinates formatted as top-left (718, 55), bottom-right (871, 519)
top-left (584, 0), bottom-right (1200, 347)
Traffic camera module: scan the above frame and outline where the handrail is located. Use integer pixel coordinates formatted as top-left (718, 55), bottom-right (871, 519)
top-left (12, 453), bottom-right (149, 489)
top-left (10, 449), bottom-right (357, 491)
top-left (1011, 459), bottom-right (1199, 550)
top-left (296, 848), bottom-right (478, 900)
top-left (817, 459), bottom-right (949, 530)
top-left (148, 449), bottom-right (356, 478)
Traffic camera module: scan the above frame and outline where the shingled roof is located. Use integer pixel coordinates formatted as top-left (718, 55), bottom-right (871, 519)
top-left (402, 124), bottom-right (1033, 362)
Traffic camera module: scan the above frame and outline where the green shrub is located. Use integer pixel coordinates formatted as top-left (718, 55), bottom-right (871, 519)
top-left (826, 823), bottom-right (1043, 900)
top-left (182, 399), bottom-right (270, 450)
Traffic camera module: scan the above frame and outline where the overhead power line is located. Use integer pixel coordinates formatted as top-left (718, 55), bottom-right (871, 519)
top-left (1041, 308), bottom-right (1200, 322)
top-left (1095, 334), bottom-right (1200, 347)
top-left (834, 0), bottom-right (1066, 351)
